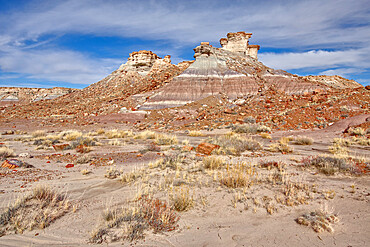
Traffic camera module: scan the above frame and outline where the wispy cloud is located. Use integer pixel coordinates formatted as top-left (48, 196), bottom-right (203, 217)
top-left (0, 48), bottom-right (122, 84)
top-left (0, 0), bottom-right (369, 87)
top-left (259, 48), bottom-right (369, 70)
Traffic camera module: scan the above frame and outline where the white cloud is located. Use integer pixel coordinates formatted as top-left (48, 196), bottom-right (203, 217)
top-left (2, 0), bottom-right (370, 47)
top-left (0, 0), bottom-right (369, 86)
top-left (0, 48), bottom-right (122, 84)
top-left (259, 49), bottom-right (367, 70)
top-left (319, 68), bottom-right (366, 77)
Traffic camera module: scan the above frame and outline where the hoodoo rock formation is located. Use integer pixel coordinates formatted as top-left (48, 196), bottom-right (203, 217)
top-left (220, 31), bottom-right (260, 59)
top-left (138, 32), bottom-right (355, 110)
top-left (117, 50), bottom-right (170, 76)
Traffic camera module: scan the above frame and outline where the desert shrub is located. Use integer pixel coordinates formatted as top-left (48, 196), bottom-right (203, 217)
top-left (31, 130), bottom-right (46, 138)
top-left (202, 156), bottom-right (225, 170)
top-left (120, 168), bottom-right (143, 184)
top-left (134, 130), bottom-right (156, 140)
top-left (90, 196), bottom-right (179, 243)
top-left (71, 136), bottom-right (98, 148)
top-left (258, 160), bottom-right (285, 170)
top-left (333, 138), bottom-right (352, 147)
top-left (154, 134), bottom-right (178, 145)
top-left (188, 130), bottom-right (204, 137)
top-left (62, 131), bottom-right (83, 141)
top-left (260, 133), bottom-right (272, 139)
top-left (296, 209), bottom-right (339, 233)
top-left (348, 127), bottom-right (366, 136)
top-left (105, 129), bottom-right (133, 139)
top-left (219, 162), bottom-right (256, 188)
top-left (104, 167), bottom-right (122, 179)
top-left (75, 154), bottom-right (91, 164)
top-left (350, 136), bottom-right (370, 146)
top-left (328, 143), bottom-right (348, 156)
top-left (81, 169), bottom-right (90, 175)
top-left (170, 186), bottom-right (194, 212)
top-left (301, 155), bottom-right (367, 175)
top-left (150, 156), bottom-right (185, 170)
top-left (268, 142), bottom-right (293, 153)
top-left (0, 147), bottom-right (15, 160)
top-left (243, 116), bottom-right (256, 124)
top-left (292, 136), bottom-right (313, 145)
top-left (96, 129), bottom-right (105, 135)
top-left (257, 125), bottom-right (271, 133)
top-left (108, 139), bottom-right (122, 146)
top-left (0, 185), bottom-right (70, 235)
top-left (232, 124), bottom-right (271, 134)
top-left (211, 134), bottom-right (262, 156)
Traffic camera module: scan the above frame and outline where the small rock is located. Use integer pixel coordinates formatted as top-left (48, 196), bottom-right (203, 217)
top-left (196, 143), bottom-right (220, 155)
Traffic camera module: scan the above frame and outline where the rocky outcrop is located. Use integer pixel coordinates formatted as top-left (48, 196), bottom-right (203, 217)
top-left (220, 32), bottom-right (260, 59)
top-left (139, 34), bottom-right (329, 110)
top-left (0, 87), bottom-right (77, 106)
top-left (118, 50), bottom-right (167, 76)
top-left (303, 75), bottom-right (362, 89)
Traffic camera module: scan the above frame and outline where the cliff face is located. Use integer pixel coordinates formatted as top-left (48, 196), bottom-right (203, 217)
top-left (0, 87), bottom-right (77, 106)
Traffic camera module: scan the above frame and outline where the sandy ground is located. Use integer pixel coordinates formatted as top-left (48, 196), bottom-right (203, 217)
top-left (0, 118), bottom-right (369, 246)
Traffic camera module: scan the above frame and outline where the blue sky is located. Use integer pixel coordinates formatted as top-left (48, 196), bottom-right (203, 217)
top-left (0, 0), bottom-right (369, 88)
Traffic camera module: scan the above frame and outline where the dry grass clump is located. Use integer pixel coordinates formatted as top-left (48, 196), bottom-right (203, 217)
top-left (333, 138), bottom-right (352, 147)
top-left (219, 162), bottom-right (256, 188)
top-left (134, 130), bottom-right (156, 140)
top-left (187, 130), bottom-right (204, 137)
top-left (202, 156), bottom-right (225, 170)
top-left (120, 168), bottom-right (144, 184)
top-left (301, 155), bottom-right (368, 175)
top-left (268, 142), bottom-right (293, 153)
top-left (0, 146), bottom-right (15, 160)
top-left (347, 127), bottom-right (366, 136)
top-left (81, 169), bottom-right (91, 175)
top-left (351, 136), bottom-right (370, 146)
top-left (292, 136), bottom-right (313, 145)
top-left (90, 196), bottom-right (179, 243)
top-left (260, 133), bottom-right (272, 139)
top-left (211, 134), bottom-right (262, 156)
top-left (104, 167), bottom-right (122, 179)
top-left (63, 131), bottom-right (83, 141)
top-left (154, 133), bottom-right (178, 145)
top-left (108, 139), bottom-right (122, 146)
top-left (75, 154), bottom-right (91, 164)
top-left (71, 136), bottom-right (98, 148)
top-left (0, 185), bottom-right (70, 235)
top-left (232, 124), bottom-right (271, 134)
top-left (328, 143), bottom-right (348, 156)
top-left (105, 129), bottom-right (133, 139)
top-left (31, 130), bottom-right (46, 138)
top-left (258, 160), bottom-right (285, 170)
top-left (296, 209), bottom-right (339, 233)
top-left (149, 156), bottom-right (185, 170)
top-left (170, 186), bottom-right (194, 212)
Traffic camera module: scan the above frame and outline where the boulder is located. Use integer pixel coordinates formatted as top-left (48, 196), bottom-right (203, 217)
top-left (196, 143), bottom-right (220, 155)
